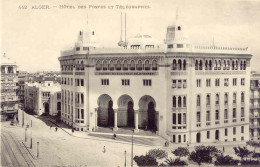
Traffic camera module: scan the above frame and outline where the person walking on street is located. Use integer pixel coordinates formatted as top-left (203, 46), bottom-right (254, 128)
top-left (55, 127), bottom-right (58, 132)
top-left (103, 146), bottom-right (106, 153)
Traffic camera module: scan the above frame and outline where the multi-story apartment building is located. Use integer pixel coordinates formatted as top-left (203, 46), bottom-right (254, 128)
top-left (17, 71), bottom-right (28, 106)
top-left (1, 54), bottom-right (19, 121)
top-left (58, 16), bottom-right (252, 143)
top-left (24, 81), bottom-right (61, 116)
top-left (250, 72), bottom-right (260, 140)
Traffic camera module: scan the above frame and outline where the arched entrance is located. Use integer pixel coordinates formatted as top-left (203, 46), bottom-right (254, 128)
top-left (196, 132), bottom-right (201, 143)
top-left (127, 101), bottom-right (134, 127)
top-left (117, 94), bottom-right (134, 127)
top-left (215, 130), bottom-right (219, 140)
top-left (44, 102), bottom-right (49, 114)
top-left (139, 95), bottom-right (157, 131)
top-left (97, 94), bottom-right (114, 127)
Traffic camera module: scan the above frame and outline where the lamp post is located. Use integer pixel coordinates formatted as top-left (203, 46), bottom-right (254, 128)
top-left (131, 130), bottom-right (134, 167)
top-left (124, 150), bottom-right (127, 167)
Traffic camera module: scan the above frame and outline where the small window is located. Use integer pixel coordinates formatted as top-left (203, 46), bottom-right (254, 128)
top-left (207, 131), bottom-right (210, 139)
top-left (122, 79), bottom-right (130, 86)
top-left (143, 79), bottom-right (152, 86)
top-left (178, 26), bottom-right (181, 31)
top-left (225, 128), bottom-right (228, 136)
top-left (177, 44), bottom-right (183, 48)
top-left (101, 79), bottom-right (109, 85)
top-left (196, 79), bottom-right (201, 87)
top-left (197, 112), bottom-right (201, 122)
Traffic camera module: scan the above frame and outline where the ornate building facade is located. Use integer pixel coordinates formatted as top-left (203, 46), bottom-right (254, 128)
top-left (58, 17), bottom-right (252, 143)
top-left (250, 72), bottom-right (260, 140)
top-left (1, 54), bottom-right (19, 121)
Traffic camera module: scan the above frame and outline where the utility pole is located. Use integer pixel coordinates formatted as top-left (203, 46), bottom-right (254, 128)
top-left (124, 150), bottom-right (127, 167)
top-left (37, 142), bottom-right (39, 158)
top-left (25, 128), bottom-right (27, 142)
top-left (131, 130), bottom-right (134, 167)
top-left (30, 131), bottom-right (32, 149)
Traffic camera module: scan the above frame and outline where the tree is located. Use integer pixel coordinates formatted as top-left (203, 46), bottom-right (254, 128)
top-left (246, 140), bottom-right (260, 152)
top-left (233, 146), bottom-right (253, 162)
top-left (189, 145), bottom-right (220, 166)
top-left (147, 149), bottom-right (168, 159)
top-left (172, 147), bottom-right (189, 160)
top-left (164, 157), bottom-right (187, 166)
top-left (134, 154), bottom-right (158, 166)
top-left (214, 154), bottom-right (239, 166)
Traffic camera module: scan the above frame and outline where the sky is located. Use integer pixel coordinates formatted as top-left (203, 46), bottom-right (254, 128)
top-left (1, 0), bottom-right (260, 72)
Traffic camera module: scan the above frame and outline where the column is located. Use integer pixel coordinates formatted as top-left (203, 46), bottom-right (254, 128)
top-left (113, 109), bottom-right (118, 131)
top-left (134, 110), bottom-right (139, 133)
top-left (95, 108), bottom-right (98, 130)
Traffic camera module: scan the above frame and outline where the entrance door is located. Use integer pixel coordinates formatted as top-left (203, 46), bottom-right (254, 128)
top-left (215, 130), bottom-right (219, 140)
top-left (148, 102), bottom-right (156, 131)
top-left (127, 101), bottom-right (134, 127)
top-left (44, 103), bottom-right (49, 114)
top-left (107, 100), bottom-right (114, 127)
top-left (196, 133), bottom-right (201, 143)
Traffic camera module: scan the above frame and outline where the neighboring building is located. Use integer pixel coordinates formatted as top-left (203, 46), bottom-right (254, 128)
top-left (250, 72), bottom-right (260, 140)
top-left (58, 16), bottom-right (252, 144)
top-left (17, 71), bottom-right (28, 105)
top-left (1, 54), bottom-right (19, 121)
top-left (24, 81), bottom-right (61, 116)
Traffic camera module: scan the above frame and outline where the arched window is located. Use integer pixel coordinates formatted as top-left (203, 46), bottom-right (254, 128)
top-left (178, 59), bottom-right (182, 70)
top-left (152, 60), bottom-right (157, 70)
top-left (243, 61), bottom-right (246, 70)
top-left (235, 60), bottom-right (238, 70)
top-left (209, 60), bottom-right (212, 70)
top-left (199, 60), bottom-right (203, 70)
top-left (205, 60), bottom-right (208, 70)
top-left (137, 60), bottom-right (142, 70)
top-left (130, 60), bottom-right (135, 70)
top-left (81, 61), bottom-right (84, 71)
top-left (206, 94), bottom-right (210, 105)
top-left (218, 60), bottom-right (221, 70)
top-left (224, 93), bottom-right (228, 104)
top-left (173, 59), bottom-right (177, 70)
top-left (96, 60), bottom-right (101, 70)
top-left (232, 60), bottom-right (235, 70)
top-left (183, 60), bottom-right (186, 70)
top-left (116, 60), bottom-right (121, 70)
top-left (223, 60), bottom-right (226, 70)
top-left (173, 96), bottom-right (176, 108)
top-left (183, 96), bottom-right (186, 107)
top-left (178, 96), bottom-right (182, 108)
top-left (241, 92), bottom-right (244, 103)
top-left (144, 60), bottom-right (150, 70)
top-left (123, 60), bottom-right (128, 70)
top-left (233, 93), bottom-right (236, 104)
top-left (195, 60), bottom-right (198, 70)
top-left (216, 94), bottom-right (219, 105)
top-left (109, 60), bottom-right (114, 70)
top-left (197, 95), bottom-right (200, 106)
top-left (240, 61), bottom-right (243, 70)
top-left (215, 60), bottom-right (218, 70)
top-left (103, 60), bottom-right (108, 71)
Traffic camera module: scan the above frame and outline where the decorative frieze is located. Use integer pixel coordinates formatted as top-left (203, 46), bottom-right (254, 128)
top-left (94, 71), bottom-right (158, 75)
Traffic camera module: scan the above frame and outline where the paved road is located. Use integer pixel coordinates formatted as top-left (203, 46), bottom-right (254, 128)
top-left (1, 129), bottom-right (36, 167)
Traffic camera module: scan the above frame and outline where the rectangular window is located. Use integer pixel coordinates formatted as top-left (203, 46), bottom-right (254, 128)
top-left (225, 128), bottom-right (228, 136)
top-left (81, 79), bottom-right (84, 86)
top-left (206, 111), bottom-right (210, 122)
top-left (81, 109), bottom-right (84, 119)
top-left (207, 131), bottom-right (210, 139)
top-left (183, 113), bottom-right (186, 124)
top-left (177, 44), bottom-right (183, 48)
top-left (241, 78), bottom-right (245, 86)
top-left (178, 113), bottom-right (182, 124)
top-left (172, 113), bottom-right (176, 124)
top-left (241, 107), bottom-right (245, 117)
top-left (224, 109), bottom-right (228, 119)
top-left (241, 126), bottom-right (244, 133)
top-left (122, 79), bottom-right (130, 86)
top-left (233, 127), bottom-right (236, 135)
top-left (168, 44), bottom-right (173, 48)
top-left (173, 135), bottom-right (176, 143)
top-left (178, 80), bottom-right (182, 88)
top-left (206, 79), bottom-right (211, 87)
top-left (172, 80), bottom-right (176, 88)
top-left (224, 78), bottom-right (229, 87)
top-left (197, 112), bottom-right (201, 123)
top-left (215, 78), bottom-right (220, 87)
top-left (183, 80), bottom-right (187, 88)
top-left (233, 108), bottom-right (236, 118)
top-left (184, 135), bottom-right (186, 142)
top-left (215, 110), bottom-right (219, 120)
top-left (196, 79), bottom-right (201, 87)
top-left (233, 78), bottom-right (237, 86)
top-left (143, 79), bottom-right (152, 86)
top-left (101, 79), bottom-right (109, 85)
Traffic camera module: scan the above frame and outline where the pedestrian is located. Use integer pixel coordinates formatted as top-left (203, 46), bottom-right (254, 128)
top-left (103, 146), bottom-right (106, 153)
top-left (55, 127), bottom-right (58, 132)
top-left (50, 125), bottom-right (52, 129)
